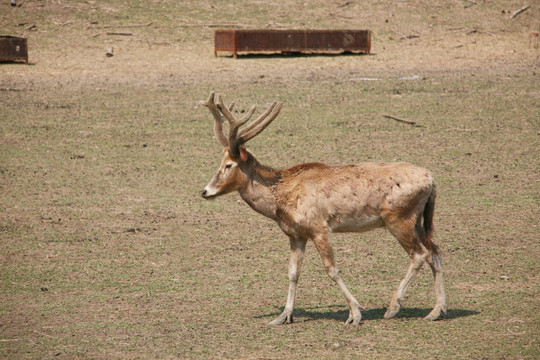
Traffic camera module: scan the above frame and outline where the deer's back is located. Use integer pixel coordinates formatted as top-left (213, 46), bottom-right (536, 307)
top-left (274, 162), bottom-right (434, 233)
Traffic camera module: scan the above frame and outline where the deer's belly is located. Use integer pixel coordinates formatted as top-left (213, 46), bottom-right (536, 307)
top-left (329, 215), bottom-right (384, 233)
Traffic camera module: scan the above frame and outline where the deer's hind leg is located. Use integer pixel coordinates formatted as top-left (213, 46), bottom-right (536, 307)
top-left (383, 215), bottom-right (430, 319)
top-left (424, 250), bottom-right (447, 320)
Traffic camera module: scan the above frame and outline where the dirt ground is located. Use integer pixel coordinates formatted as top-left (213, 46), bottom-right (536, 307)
top-left (1, 0), bottom-right (539, 86)
top-left (1, 1), bottom-right (539, 359)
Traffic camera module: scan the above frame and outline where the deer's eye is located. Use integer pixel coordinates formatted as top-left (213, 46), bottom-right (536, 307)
top-left (225, 164), bottom-right (232, 169)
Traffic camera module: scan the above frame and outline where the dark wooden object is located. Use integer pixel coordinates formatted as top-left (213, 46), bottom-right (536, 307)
top-left (214, 29), bottom-right (371, 58)
top-left (0, 36), bottom-right (28, 64)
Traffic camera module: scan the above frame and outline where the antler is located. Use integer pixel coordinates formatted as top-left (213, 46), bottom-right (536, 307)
top-left (238, 101), bottom-right (282, 143)
top-left (216, 94), bottom-right (257, 155)
top-left (200, 92), bottom-right (282, 157)
top-left (199, 91), bottom-right (229, 148)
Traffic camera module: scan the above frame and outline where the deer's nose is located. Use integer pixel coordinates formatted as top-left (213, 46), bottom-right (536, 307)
top-left (201, 190), bottom-right (208, 199)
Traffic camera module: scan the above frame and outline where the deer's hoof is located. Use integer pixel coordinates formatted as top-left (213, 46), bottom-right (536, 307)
top-left (268, 312), bottom-right (292, 325)
top-left (345, 315), bottom-right (362, 326)
top-left (424, 306), bottom-right (447, 321)
top-left (384, 307), bottom-right (400, 319)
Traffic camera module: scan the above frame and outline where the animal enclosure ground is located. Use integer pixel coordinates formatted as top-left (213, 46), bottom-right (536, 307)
top-left (1, 1), bottom-right (539, 359)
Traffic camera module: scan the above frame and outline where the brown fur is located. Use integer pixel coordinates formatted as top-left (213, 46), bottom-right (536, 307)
top-left (201, 92), bottom-right (446, 325)
top-left (203, 150), bottom-right (447, 325)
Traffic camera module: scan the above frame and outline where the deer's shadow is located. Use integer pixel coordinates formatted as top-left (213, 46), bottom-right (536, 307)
top-left (256, 305), bottom-right (478, 323)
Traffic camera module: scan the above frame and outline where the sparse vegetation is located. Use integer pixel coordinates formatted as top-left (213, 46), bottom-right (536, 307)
top-left (1, 1), bottom-right (539, 359)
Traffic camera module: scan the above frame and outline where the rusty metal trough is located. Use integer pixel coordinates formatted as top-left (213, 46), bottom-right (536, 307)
top-left (0, 36), bottom-right (28, 63)
top-left (214, 29), bottom-right (371, 58)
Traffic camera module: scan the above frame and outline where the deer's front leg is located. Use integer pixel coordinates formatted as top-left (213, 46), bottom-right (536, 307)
top-left (312, 233), bottom-right (364, 325)
top-left (269, 237), bottom-right (306, 325)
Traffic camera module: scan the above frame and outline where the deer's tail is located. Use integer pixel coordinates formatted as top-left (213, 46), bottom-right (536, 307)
top-left (422, 184), bottom-right (439, 255)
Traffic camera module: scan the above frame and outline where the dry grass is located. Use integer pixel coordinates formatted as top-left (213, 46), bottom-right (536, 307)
top-left (1, 1), bottom-right (539, 359)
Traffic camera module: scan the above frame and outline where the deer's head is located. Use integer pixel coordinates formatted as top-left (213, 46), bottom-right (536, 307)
top-left (200, 92), bottom-right (282, 199)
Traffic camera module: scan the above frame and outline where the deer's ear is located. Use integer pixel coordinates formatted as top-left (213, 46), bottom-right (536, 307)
top-left (240, 146), bottom-right (248, 161)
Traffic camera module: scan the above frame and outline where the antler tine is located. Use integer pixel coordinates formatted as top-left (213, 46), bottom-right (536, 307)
top-left (238, 101), bottom-right (283, 143)
top-left (238, 102), bottom-right (277, 138)
top-left (216, 95), bottom-right (253, 154)
top-left (200, 91), bottom-right (229, 148)
top-left (239, 105), bottom-right (257, 124)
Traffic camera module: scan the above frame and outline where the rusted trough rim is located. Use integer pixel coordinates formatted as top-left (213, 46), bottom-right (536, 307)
top-left (214, 29), bottom-right (371, 58)
top-left (0, 35), bottom-right (28, 64)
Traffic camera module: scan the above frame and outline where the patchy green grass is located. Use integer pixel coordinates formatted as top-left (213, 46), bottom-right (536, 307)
top-left (1, 0), bottom-right (539, 359)
top-left (2, 73), bottom-right (538, 359)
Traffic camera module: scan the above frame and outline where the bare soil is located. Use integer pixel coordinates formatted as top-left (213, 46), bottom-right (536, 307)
top-left (1, 1), bottom-right (539, 359)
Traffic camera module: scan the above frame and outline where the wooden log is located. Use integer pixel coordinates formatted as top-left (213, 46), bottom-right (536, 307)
top-left (382, 114), bottom-right (423, 127)
top-left (511, 5), bottom-right (530, 19)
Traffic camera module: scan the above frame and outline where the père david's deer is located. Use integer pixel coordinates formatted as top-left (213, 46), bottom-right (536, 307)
top-left (200, 92), bottom-right (446, 325)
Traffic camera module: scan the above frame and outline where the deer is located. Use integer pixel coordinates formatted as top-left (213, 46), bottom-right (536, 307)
top-left (199, 91), bottom-right (447, 325)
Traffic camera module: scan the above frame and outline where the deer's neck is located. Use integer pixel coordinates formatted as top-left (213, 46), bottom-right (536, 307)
top-left (238, 155), bottom-right (280, 221)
